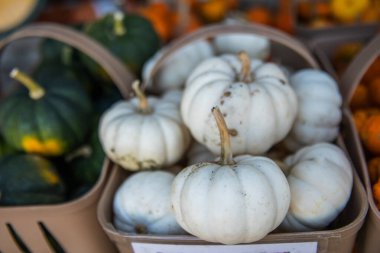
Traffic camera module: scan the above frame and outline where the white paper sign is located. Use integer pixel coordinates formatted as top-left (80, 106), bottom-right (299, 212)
top-left (132, 241), bottom-right (318, 253)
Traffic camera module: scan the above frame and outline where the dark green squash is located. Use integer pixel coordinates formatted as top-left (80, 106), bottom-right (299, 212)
top-left (0, 67), bottom-right (93, 156)
top-left (66, 122), bottom-right (105, 186)
top-left (37, 38), bottom-right (95, 95)
top-left (80, 11), bottom-right (161, 80)
top-left (0, 134), bottom-right (16, 159)
top-left (0, 154), bottom-right (66, 206)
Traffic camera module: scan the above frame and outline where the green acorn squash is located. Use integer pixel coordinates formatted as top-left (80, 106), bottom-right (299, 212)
top-left (0, 135), bottom-right (16, 159)
top-left (0, 68), bottom-right (93, 156)
top-left (67, 123), bottom-right (105, 186)
top-left (80, 11), bottom-right (161, 80)
top-left (37, 38), bottom-right (95, 95)
top-left (0, 154), bottom-right (66, 206)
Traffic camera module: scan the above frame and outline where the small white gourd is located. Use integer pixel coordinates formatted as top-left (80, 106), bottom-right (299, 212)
top-left (284, 69), bottom-right (342, 151)
top-left (186, 141), bottom-right (216, 165)
top-left (171, 107), bottom-right (290, 244)
top-left (181, 52), bottom-right (298, 155)
top-left (280, 142), bottom-right (353, 232)
top-left (113, 170), bottom-right (186, 235)
top-left (212, 19), bottom-right (270, 60)
top-left (142, 40), bottom-right (214, 92)
top-left (99, 81), bottom-right (191, 171)
top-left (161, 89), bottom-right (183, 106)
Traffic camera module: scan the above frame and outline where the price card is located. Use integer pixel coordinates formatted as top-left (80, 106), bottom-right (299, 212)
top-left (132, 241), bottom-right (318, 253)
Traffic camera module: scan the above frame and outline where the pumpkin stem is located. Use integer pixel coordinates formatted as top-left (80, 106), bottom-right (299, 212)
top-left (65, 145), bottom-right (92, 162)
top-left (212, 107), bottom-right (235, 165)
top-left (132, 80), bottom-right (151, 114)
top-left (10, 68), bottom-right (45, 100)
top-left (238, 51), bottom-right (253, 83)
top-left (113, 11), bottom-right (126, 36)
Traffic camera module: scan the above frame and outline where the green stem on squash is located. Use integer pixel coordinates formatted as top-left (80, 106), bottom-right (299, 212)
top-left (212, 107), bottom-right (235, 166)
top-left (10, 68), bottom-right (45, 100)
top-left (65, 145), bottom-right (92, 162)
top-left (132, 80), bottom-right (151, 114)
top-left (113, 11), bottom-right (126, 36)
top-left (238, 51), bottom-right (253, 83)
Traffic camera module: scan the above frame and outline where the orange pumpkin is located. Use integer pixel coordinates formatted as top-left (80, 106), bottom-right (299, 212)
top-left (368, 157), bottom-right (380, 184)
top-left (274, 0), bottom-right (294, 34)
top-left (246, 6), bottom-right (272, 26)
top-left (315, 2), bottom-right (331, 18)
top-left (360, 114), bottom-right (380, 154)
top-left (137, 3), bottom-right (173, 42)
top-left (350, 83), bottom-right (370, 109)
top-left (194, 0), bottom-right (229, 23)
top-left (353, 108), bottom-right (380, 137)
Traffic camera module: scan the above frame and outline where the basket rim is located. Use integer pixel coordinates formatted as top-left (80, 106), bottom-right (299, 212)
top-left (98, 158), bottom-right (368, 245)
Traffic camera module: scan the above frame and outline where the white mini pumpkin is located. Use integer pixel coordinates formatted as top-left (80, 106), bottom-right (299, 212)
top-left (212, 18), bottom-right (269, 60)
top-left (171, 108), bottom-right (290, 244)
top-left (280, 142), bottom-right (353, 232)
top-left (161, 89), bottom-right (183, 106)
top-left (113, 170), bottom-right (186, 235)
top-left (283, 69), bottom-right (342, 151)
top-left (186, 141), bottom-right (215, 165)
top-left (181, 52), bottom-right (298, 155)
top-left (99, 81), bottom-right (191, 171)
top-left (143, 40), bottom-right (214, 92)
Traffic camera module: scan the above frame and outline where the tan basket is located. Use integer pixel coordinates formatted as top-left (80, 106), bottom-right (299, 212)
top-left (291, 0), bottom-right (380, 41)
top-left (0, 23), bottom-right (136, 252)
top-left (310, 31), bottom-right (375, 80)
top-left (97, 23), bottom-right (368, 253)
top-left (339, 34), bottom-right (380, 253)
top-left (99, 155), bottom-right (366, 253)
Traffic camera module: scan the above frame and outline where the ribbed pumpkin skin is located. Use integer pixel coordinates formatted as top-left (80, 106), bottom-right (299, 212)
top-left (0, 154), bottom-right (66, 206)
top-left (0, 67), bottom-right (92, 156)
top-left (181, 55), bottom-right (298, 156)
top-left (70, 126), bottom-right (105, 185)
top-left (81, 13), bottom-right (161, 77)
top-left (99, 97), bottom-right (191, 171)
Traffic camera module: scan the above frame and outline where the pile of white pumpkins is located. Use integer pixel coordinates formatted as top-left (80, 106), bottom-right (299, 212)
top-left (98, 30), bottom-right (353, 245)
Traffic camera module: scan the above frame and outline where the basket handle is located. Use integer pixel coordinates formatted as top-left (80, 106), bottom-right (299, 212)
top-left (0, 22), bottom-right (135, 98)
top-left (341, 34), bottom-right (380, 107)
top-left (147, 23), bottom-right (319, 87)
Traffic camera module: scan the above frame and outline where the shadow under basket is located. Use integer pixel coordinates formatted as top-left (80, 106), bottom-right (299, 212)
top-left (0, 159), bottom-right (117, 253)
top-left (98, 151), bottom-right (368, 253)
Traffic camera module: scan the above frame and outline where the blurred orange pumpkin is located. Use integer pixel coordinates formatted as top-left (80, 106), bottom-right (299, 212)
top-left (137, 2), bottom-right (173, 42)
top-left (350, 83), bottom-right (370, 109)
top-left (245, 6), bottom-right (272, 26)
top-left (360, 114), bottom-right (380, 154)
top-left (194, 0), bottom-right (229, 23)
